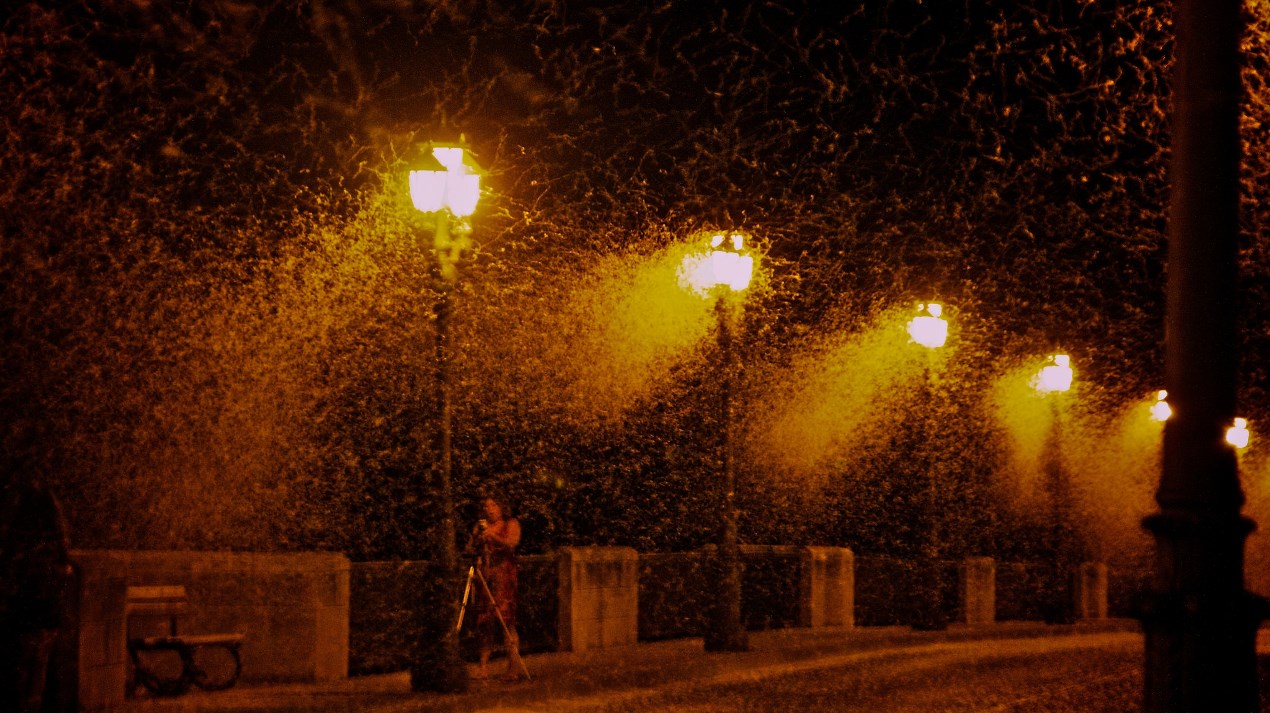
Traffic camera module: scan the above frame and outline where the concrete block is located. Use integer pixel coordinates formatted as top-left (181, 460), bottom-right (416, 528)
top-left (800, 547), bottom-right (855, 628)
top-left (1075, 562), bottom-right (1109, 620)
top-left (314, 605), bottom-right (350, 681)
top-left (557, 547), bottom-right (639, 652)
top-left (958, 557), bottom-right (996, 626)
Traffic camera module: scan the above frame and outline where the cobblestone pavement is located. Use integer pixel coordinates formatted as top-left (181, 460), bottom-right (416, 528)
top-left (115, 621), bottom-right (1164, 713)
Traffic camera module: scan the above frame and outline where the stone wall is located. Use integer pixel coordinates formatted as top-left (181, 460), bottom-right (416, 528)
top-left (68, 550), bottom-right (349, 711)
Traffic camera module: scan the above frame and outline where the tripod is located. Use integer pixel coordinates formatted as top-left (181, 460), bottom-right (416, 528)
top-left (455, 556), bottom-right (531, 681)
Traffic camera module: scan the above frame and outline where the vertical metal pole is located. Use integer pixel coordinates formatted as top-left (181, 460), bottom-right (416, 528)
top-left (1142, 1), bottom-right (1263, 710)
top-left (435, 284), bottom-right (459, 582)
top-left (1045, 397), bottom-right (1075, 625)
top-left (706, 296), bottom-right (748, 652)
top-left (918, 358), bottom-right (948, 630)
top-left (411, 212), bottom-right (467, 693)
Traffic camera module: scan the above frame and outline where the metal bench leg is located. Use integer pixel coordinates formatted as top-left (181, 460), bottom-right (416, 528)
top-left (129, 645), bottom-right (194, 697)
top-left (189, 643), bottom-right (242, 691)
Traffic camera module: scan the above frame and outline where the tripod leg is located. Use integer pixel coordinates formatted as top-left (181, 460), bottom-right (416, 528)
top-left (455, 566), bottom-right (476, 635)
top-left (473, 567), bottom-right (531, 681)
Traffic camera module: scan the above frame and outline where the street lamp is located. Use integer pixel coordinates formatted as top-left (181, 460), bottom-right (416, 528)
top-left (906, 303), bottom-right (949, 630)
top-left (907, 302), bottom-right (948, 349)
top-left (1226, 417), bottom-right (1251, 450)
top-left (1034, 354), bottom-right (1073, 395)
top-left (679, 232), bottom-right (754, 653)
top-left (1150, 390), bottom-right (1172, 423)
top-left (1033, 353), bottom-right (1076, 624)
top-left (407, 140), bottom-right (483, 693)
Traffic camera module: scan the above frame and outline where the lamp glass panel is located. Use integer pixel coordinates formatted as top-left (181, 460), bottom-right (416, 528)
top-left (446, 173), bottom-right (481, 217)
top-left (710, 251), bottom-right (753, 291)
top-left (908, 315), bottom-right (948, 348)
top-left (1227, 423), bottom-right (1250, 449)
top-left (1036, 364), bottom-right (1073, 393)
top-left (409, 170), bottom-right (447, 212)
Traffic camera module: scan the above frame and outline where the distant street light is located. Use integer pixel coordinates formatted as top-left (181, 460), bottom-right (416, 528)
top-left (1226, 417), bottom-right (1251, 450)
top-left (1034, 354), bottom-right (1074, 394)
top-left (906, 302), bottom-right (949, 349)
top-left (1150, 390), bottom-right (1172, 423)
top-left (679, 232), bottom-right (754, 653)
top-left (1034, 353), bottom-right (1076, 625)
top-left (407, 140), bottom-right (483, 693)
top-left (906, 302), bottom-right (949, 631)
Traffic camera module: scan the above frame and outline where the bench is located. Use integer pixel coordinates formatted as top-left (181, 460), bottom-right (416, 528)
top-left (125, 585), bottom-right (245, 696)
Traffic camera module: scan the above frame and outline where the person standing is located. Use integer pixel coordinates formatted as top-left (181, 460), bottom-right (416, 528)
top-left (469, 495), bottom-right (525, 681)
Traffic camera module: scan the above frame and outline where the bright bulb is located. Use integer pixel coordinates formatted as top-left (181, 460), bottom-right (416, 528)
top-left (907, 303), bottom-right (948, 349)
top-left (1150, 390), bottom-right (1172, 422)
top-left (679, 234), bottom-right (754, 295)
top-left (409, 144), bottom-right (482, 217)
top-left (1227, 417), bottom-right (1250, 449)
top-left (1034, 354), bottom-right (1073, 394)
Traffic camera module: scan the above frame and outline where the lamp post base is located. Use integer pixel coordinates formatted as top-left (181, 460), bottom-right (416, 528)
top-left (410, 635), bottom-right (468, 693)
top-left (1140, 511), bottom-right (1265, 712)
top-left (704, 547), bottom-right (749, 653)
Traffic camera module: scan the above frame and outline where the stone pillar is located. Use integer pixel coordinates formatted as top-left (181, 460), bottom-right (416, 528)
top-left (958, 557), bottom-right (996, 626)
top-left (556, 547), bottom-right (638, 652)
top-left (67, 551), bottom-right (130, 711)
top-left (1074, 562), bottom-right (1108, 621)
top-left (798, 547), bottom-right (854, 628)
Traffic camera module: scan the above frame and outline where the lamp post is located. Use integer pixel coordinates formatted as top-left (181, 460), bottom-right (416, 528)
top-left (407, 141), bottom-right (483, 693)
top-left (906, 303), bottom-right (949, 630)
top-left (679, 233), bottom-right (754, 652)
top-left (1034, 354), bottom-right (1076, 624)
top-left (1142, 2), bottom-right (1263, 708)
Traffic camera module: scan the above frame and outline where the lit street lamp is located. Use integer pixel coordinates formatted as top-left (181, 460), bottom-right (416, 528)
top-left (1150, 390), bottom-right (1172, 423)
top-left (1226, 417), bottom-right (1251, 450)
top-left (679, 232), bottom-right (754, 653)
top-left (906, 302), bottom-right (949, 630)
top-left (1033, 354), bottom-right (1077, 625)
top-left (407, 140), bottom-right (483, 693)
top-left (907, 302), bottom-right (948, 350)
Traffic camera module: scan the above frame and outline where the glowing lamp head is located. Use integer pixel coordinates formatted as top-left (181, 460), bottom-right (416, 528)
top-left (1226, 417), bottom-right (1251, 449)
top-left (1034, 354), bottom-right (1073, 394)
top-left (678, 233), bottom-right (755, 295)
top-left (907, 302), bottom-right (948, 349)
top-left (1150, 390), bottom-right (1172, 422)
top-left (409, 143), bottom-right (483, 217)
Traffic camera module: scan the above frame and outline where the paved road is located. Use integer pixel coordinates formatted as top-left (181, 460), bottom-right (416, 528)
top-left (551, 632), bottom-right (1141, 712)
top-left (122, 624), bottom-right (1165, 712)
